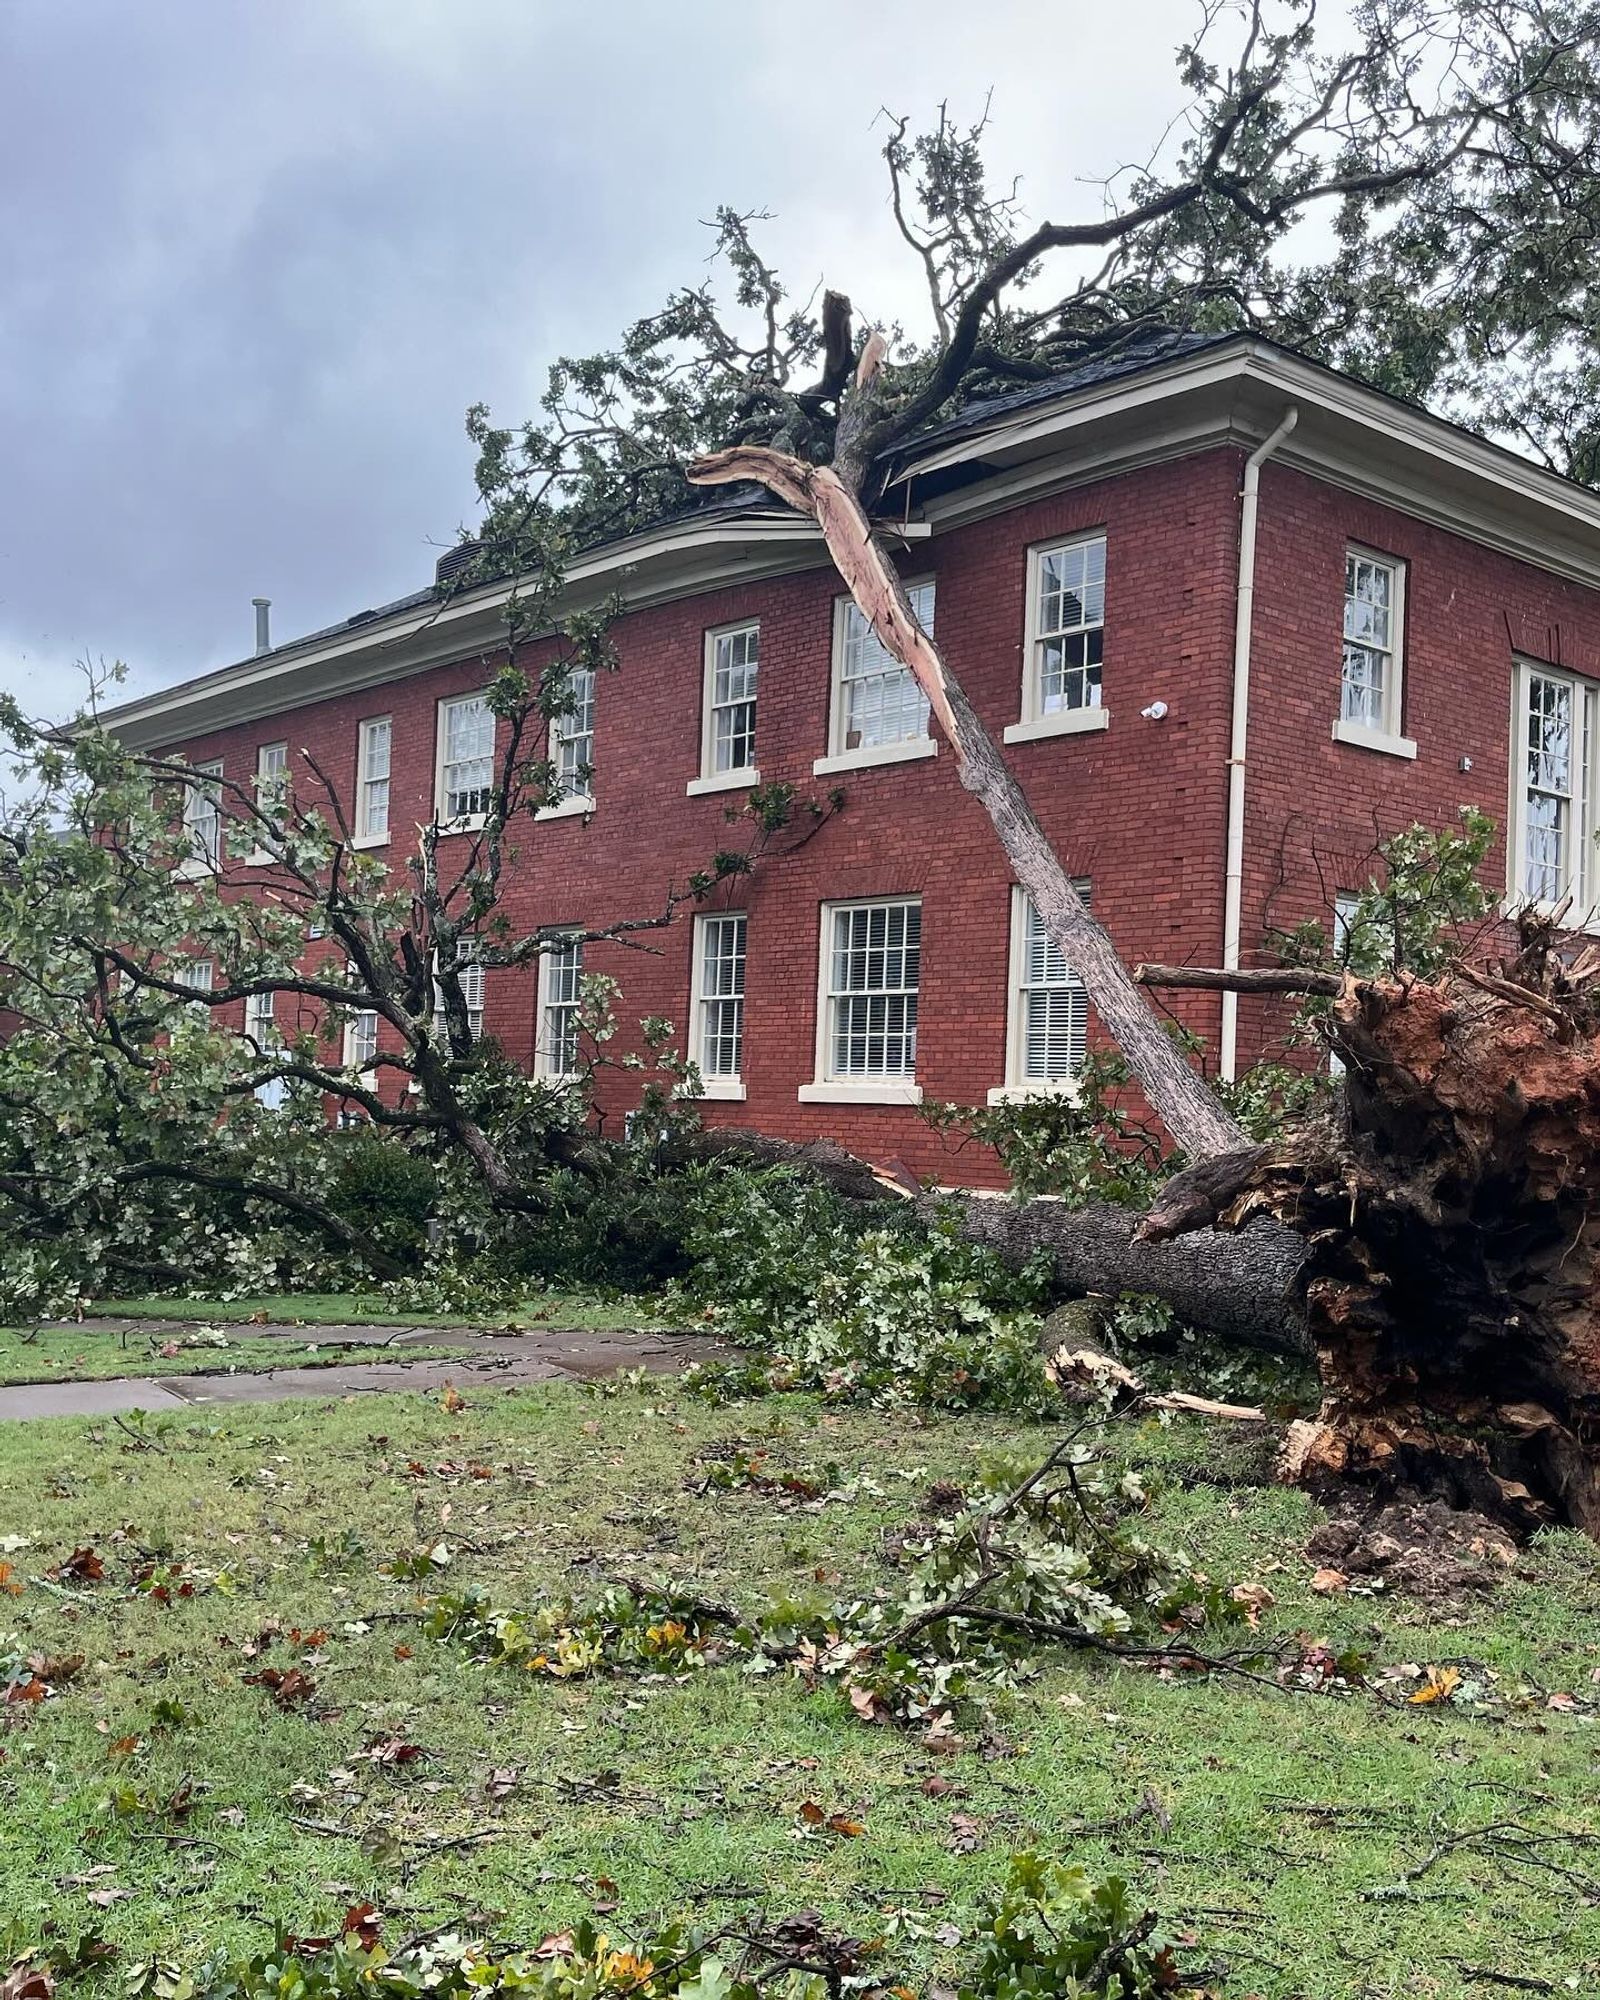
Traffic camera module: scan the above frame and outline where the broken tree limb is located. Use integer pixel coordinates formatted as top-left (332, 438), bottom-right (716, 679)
top-left (686, 443), bottom-right (1247, 1165)
top-left (1135, 962), bottom-right (1350, 999)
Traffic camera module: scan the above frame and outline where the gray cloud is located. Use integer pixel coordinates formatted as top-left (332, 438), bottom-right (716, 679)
top-left (0, 0), bottom-right (1198, 722)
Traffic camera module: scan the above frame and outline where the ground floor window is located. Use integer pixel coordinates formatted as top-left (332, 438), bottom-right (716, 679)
top-left (692, 912), bottom-right (746, 1094)
top-left (537, 936), bottom-right (584, 1077)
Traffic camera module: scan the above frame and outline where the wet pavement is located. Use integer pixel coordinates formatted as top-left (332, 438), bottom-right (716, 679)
top-left (0, 1322), bottom-right (726, 1422)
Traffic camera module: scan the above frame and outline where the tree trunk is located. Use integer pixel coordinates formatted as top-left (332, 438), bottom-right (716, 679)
top-left (1140, 937), bottom-right (1600, 1537)
top-left (685, 446), bottom-right (1247, 1165)
top-left (686, 1125), bottom-right (1308, 1352)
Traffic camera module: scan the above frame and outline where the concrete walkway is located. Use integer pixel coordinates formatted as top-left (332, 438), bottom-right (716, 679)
top-left (0, 1321), bottom-right (725, 1422)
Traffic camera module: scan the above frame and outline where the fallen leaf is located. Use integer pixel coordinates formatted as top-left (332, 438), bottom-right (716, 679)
top-left (439, 1386), bottom-right (465, 1414)
top-left (1230, 1582), bottom-right (1275, 1626)
top-left (1408, 1665), bottom-right (1461, 1706)
top-left (48, 1547), bottom-right (105, 1584)
top-left (0, 1963), bottom-right (55, 2000)
top-left (1310, 1568), bottom-right (1350, 1595)
top-left (244, 1667), bottom-right (317, 1707)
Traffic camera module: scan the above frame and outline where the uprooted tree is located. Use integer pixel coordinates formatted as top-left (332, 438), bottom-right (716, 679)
top-left (11, 0), bottom-right (1600, 1525)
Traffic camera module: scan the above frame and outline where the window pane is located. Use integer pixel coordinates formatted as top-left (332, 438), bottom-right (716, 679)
top-left (360, 719), bottom-right (391, 839)
top-left (1342, 553), bottom-right (1397, 726)
top-left (837, 583), bottom-right (934, 749)
top-left (554, 668), bottom-right (596, 790)
top-left (825, 901), bottom-right (920, 1079)
top-left (709, 626), bottom-right (759, 775)
top-left (541, 938), bottom-right (584, 1075)
top-left (1034, 539), bottom-right (1105, 714)
top-left (442, 697), bottom-right (494, 818)
top-left (697, 913), bottom-right (746, 1077)
top-left (1018, 894), bottom-right (1087, 1080)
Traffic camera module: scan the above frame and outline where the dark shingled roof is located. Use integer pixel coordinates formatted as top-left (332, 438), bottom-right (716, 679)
top-left (900, 329), bottom-right (1240, 452)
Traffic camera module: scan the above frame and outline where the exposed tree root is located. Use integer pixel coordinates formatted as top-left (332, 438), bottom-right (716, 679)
top-left (1139, 916), bottom-right (1600, 1538)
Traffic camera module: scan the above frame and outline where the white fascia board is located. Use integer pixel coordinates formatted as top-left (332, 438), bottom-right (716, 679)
top-left (103, 515), bottom-right (829, 750)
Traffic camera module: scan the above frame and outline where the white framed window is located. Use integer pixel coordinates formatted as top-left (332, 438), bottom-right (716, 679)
top-left (1006, 536), bottom-right (1109, 745)
top-left (1510, 659), bottom-right (1600, 921)
top-left (689, 624), bottom-right (759, 795)
top-left (435, 693), bottom-right (494, 828)
top-left (355, 716), bottom-right (391, 846)
top-left (432, 938), bottom-right (485, 1044)
top-left (172, 958), bottom-right (214, 1015)
top-left (245, 989), bottom-right (288, 1107)
top-left (691, 912), bottom-right (747, 1097)
top-left (1328, 891), bottom-right (1362, 1079)
top-left (815, 582), bottom-right (937, 776)
top-left (1334, 548), bottom-right (1415, 758)
top-left (535, 935), bottom-right (584, 1077)
top-left (180, 761), bottom-right (224, 871)
top-left (539, 667), bottom-right (596, 819)
top-left (249, 742), bottom-right (288, 861)
top-left (990, 885), bottom-right (1091, 1102)
top-left (344, 1006), bottom-right (379, 1073)
top-left (799, 898), bottom-right (922, 1105)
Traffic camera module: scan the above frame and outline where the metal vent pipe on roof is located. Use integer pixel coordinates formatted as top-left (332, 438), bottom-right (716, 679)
top-left (252, 598), bottom-right (272, 656)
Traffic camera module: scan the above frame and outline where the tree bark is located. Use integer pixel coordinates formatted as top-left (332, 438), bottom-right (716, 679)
top-left (685, 446), bottom-right (1246, 1164)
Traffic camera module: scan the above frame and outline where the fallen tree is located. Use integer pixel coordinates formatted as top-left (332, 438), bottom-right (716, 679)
top-left (1137, 921), bottom-right (1600, 1536)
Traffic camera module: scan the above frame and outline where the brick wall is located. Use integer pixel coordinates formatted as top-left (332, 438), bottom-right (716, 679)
top-left (1236, 460), bottom-right (1600, 1064)
top-left (162, 450), bottom-right (1243, 1186)
top-left (157, 441), bottom-right (1600, 1183)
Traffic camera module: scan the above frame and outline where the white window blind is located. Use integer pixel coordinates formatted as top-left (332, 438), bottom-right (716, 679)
top-left (357, 717), bottom-right (391, 842)
top-left (824, 900), bottom-right (920, 1079)
top-left (695, 913), bottom-right (746, 1079)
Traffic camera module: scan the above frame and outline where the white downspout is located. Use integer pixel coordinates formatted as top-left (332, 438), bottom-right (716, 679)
top-left (1220, 407), bottom-right (1298, 1081)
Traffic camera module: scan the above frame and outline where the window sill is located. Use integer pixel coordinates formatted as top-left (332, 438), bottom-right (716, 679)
top-left (351, 832), bottom-right (389, 851)
top-left (986, 1080), bottom-right (1083, 1106)
top-left (434, 812), bottom-right (487, 835)
top-left (812, 738), bottom-right (937, 777)
top-left (798, 1080), bottom-right (922, 1106)
top-left (698, 1076), bottom-right (747, 1101)
top-left (174, 859), bottom-right (219, 882)
top-left (686, 769), bottom-right (759, 798)
top-left (1002, 708), bottom-right (1109, 745)
top-left (1331, 718), bottom-right (1416, 760)
top-left (535, 795), bottom-right (594, 823)
top-left (533, 1068), bottom-right (583, 1088)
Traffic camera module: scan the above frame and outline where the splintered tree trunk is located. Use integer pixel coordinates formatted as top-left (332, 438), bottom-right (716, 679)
top-left (1138, 946), bottom-right (1600, 1536)
top-left (686, 445), bottom-right (1246, 1164)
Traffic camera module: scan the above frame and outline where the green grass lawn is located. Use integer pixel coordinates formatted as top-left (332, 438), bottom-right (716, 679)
top-left (87, 1291), bottom-right (681, 1330)
top-left (1, 1380), bottom-right (1597, 1997)
top-left (0, 1323), bottom-right (466, 1386)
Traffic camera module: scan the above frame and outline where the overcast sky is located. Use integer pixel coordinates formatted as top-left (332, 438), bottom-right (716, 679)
top-left (1, 0), bottom-right (1207, 722)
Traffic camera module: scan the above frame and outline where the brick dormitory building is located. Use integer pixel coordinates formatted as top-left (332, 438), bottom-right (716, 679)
top-left (101, 331), bottom-right (1600, 1186)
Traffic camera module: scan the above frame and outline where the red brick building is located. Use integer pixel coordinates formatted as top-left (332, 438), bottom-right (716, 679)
top-left (102, 334), bottom-right (1600, 1184)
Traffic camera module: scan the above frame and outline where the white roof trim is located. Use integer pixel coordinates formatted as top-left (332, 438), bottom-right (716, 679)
top-left (102, 514), bottom-right (829, 749)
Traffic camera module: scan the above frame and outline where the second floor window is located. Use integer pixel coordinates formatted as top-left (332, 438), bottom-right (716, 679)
top-left (829, 582), bottom-right (935, 759)
top-left (344, 1006), bottom-right (379, 1072)
top-left (1029, 536), bottom-right (1106, 718)
top-left (1342, 549), bottom-right (1403, 733)
top-left (537, 936), bottom-right (584, 1076)
top-left (1512, 661), bottom-right (1599, 915)
top-left (182, 762), bottom-right (223, 869)
top-left (552, 667), bottom-right (596, 800)
top-left (356, 716), bottom-right (391, 843)
top-left (704, 624), bottom-right (759, 779)
top-left (438, 694), bottom-right (494, 824)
